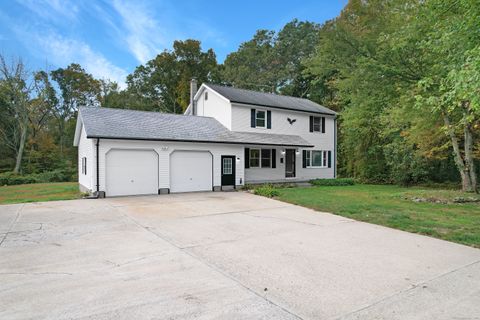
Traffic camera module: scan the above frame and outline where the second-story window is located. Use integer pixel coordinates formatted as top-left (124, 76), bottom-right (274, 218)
top-left (251, 108), bottom-right (271, 129)
top-left (313, 117), bottom-right (321, 132)
top-left (310, 116), bottom-right (325, 133)
top-left (256, 110), bottom-right (266, 128)
top-left (205, 91), bottom-right (208, 100)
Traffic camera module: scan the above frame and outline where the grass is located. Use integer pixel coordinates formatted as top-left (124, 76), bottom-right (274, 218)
top-left (275, 184), bottom-right (480, 248)
top-left (0, 182), bottom-right (82, 205)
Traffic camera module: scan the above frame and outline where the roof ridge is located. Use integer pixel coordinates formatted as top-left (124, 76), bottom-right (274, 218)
top-left (79, 106), bottom-right (215, 120)
top-left (206, 83), bottom-right (311, 102)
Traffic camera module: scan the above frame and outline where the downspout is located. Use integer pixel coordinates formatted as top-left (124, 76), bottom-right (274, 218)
top-left (334, 117), bottom-right (337, 178)
top-left (96, 138), bottom-right (100, 194)
top-left (85, 138), bottom-right (101, 199)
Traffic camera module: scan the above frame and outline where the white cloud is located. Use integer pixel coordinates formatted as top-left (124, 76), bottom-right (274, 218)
top-left (36, 33), bottom-right (129, 88)
top-left (16, 0), bottom-right (79, 23)
top-left (110, 0), bottom-right (168, 63)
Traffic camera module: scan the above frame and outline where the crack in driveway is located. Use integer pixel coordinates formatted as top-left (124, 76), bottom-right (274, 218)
top-left (112, 202), bottom-right (305, 320)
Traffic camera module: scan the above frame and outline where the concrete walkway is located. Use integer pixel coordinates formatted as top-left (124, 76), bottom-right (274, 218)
top-left (1, 192), bottom-right (479, 319)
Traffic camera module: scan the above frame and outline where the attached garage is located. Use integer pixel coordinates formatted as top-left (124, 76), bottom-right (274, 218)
top-left (170, 151), bottom-right (213, 193)
top-left (106, 149), bottom-right (159, 197)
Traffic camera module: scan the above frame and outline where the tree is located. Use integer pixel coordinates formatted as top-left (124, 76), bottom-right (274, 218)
top-left (50, 63), bottom-right (101, 156)
top-left (222, 20), bottom-right (321, 96)
top-left (126, 40), bottom-right (219, 113)
top-left (413, 0), bottom-right (480, 192)
top-left (0, 56), bottom-right (32, 173)
top-left (222, 30), bottom-right (277, 92)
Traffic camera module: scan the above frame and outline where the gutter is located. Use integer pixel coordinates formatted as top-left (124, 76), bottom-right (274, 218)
top-left (86, 136), bottom-right (314, 148)
top-left (230, 101), bottom-right (337, 117)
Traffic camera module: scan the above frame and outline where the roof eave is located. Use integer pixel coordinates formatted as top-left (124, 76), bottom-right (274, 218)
top-left (230, 101), bottom-right (336, 116)
top-left (85, 135), bottom-right (313, 148)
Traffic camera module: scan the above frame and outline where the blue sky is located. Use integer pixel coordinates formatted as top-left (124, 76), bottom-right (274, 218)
top-left (0, 0), bottom-right (346, 87)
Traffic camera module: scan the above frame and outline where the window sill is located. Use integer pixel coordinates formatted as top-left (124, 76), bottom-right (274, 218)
top-left (306, 166), bottom-right (328, 169)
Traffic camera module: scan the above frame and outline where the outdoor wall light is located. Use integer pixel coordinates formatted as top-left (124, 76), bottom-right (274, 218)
top-left (236, 157), bottom-right (240, 161)
top-left (296, 149), bottom-right (300, 155)
top-left (281, 149), bottom-right (286, 155)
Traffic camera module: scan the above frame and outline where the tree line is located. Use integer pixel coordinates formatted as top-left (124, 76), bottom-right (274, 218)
top-left (0, 0), bottom-right (478, 192)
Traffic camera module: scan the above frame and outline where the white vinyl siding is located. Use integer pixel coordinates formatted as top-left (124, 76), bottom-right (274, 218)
top-left (195, 87), bottom-right (232, 129)
top-left (234, 104), bottom-right (335, 181)
top-left (77, 125), bottom-right (94, 192)
top-left (95, 139), bottom-right (244, 194)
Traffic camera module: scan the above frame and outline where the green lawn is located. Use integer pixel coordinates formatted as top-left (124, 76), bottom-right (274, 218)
top-left (276, 184), bottom-right (480, 248)
top-left (0, 182), bottom-right (81, 205)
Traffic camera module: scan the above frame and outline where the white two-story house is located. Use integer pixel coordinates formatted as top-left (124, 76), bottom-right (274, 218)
top-left (73, 81), bottom-right (337, 197)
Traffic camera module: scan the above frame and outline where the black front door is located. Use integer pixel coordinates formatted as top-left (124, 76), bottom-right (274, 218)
top-left (221, 156), bottom-right (236, 186)
top-left (285, 149), bottom-right (296, 178)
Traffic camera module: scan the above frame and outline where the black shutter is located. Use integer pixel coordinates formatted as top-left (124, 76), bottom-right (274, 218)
top-left (302, 150), bottom-right (307, 168)
top-left (245, 148), bottom-right (250, 168)
top-left (309, 116), bottom-right (313, 132)
top-left (251, 109), bottom-right (256, 128)
top-left (328, 151), bottom-right (332, 168)
top-left (322, 117), bottom-right (326, 133)
top-left (85, 158), bottom-right (87, 175)
top-left (267, 110), bottom-right (271, 129)
top-left (271, 149), bottom-right (276, 168)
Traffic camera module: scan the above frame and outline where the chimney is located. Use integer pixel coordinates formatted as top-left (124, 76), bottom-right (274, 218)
top-left (190, 78), bottom-right (198, 115)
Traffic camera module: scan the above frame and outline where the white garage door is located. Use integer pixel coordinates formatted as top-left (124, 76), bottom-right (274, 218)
top-left (170, 151), bottom-right (212, 193)
top-left (106, 149), bottom-right (158, 197)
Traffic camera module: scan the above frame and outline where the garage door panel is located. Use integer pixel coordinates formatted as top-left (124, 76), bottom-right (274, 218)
top-left (170, 151), bottom-right (212, 193)
top-left (106, 149), bottom-right (158, 197)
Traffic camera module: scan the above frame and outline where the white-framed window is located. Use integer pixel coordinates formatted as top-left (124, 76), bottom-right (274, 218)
top-left (255, 110), bottom-right (266, 128)
top-left (81, 157), bottom-right (87, 175)
top-left (305, 150), bottom-right (328, 168)
top-left (261, 149), bottom-right (271, 168)
top-left (313, 116), bottom-right (322, 132)
top-left (249, 148), bottom-right (273, 168)
top-left (250, 149), bottom-right (260, 167)
top-left (223, 158), bottom-right (232, 174)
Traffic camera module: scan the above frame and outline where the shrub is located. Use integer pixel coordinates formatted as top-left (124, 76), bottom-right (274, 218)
top-left (0, 172), bottom-right (40, 185)
top-left (310, 178), bottom-right (355, 186)
top-left (254, 184), bottom-right (280, 198)
top-left (0, 169), bottom-right (76, 186)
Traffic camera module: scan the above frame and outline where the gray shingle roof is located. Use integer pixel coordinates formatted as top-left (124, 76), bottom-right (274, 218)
top-left (206, 83), bottom-right (336, 115)
top-left (79, 107), bottom-right (313, 147)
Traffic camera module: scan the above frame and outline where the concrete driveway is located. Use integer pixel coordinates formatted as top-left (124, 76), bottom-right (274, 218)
top-left (1, 192), bottom-right (479, 320)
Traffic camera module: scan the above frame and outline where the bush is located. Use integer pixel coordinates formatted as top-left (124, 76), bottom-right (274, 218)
top-left (0, 172), bottom-right (40, 185)
top-left (310, 178), bottom-right (355, 186)
top-left (0, 169), bottom-right (76, 186)
top-left (253, 184), bottom-right (280, 198)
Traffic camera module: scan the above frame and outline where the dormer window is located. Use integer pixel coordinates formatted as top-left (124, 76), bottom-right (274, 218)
top-left (255, 110), bottom-right (266, 128)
